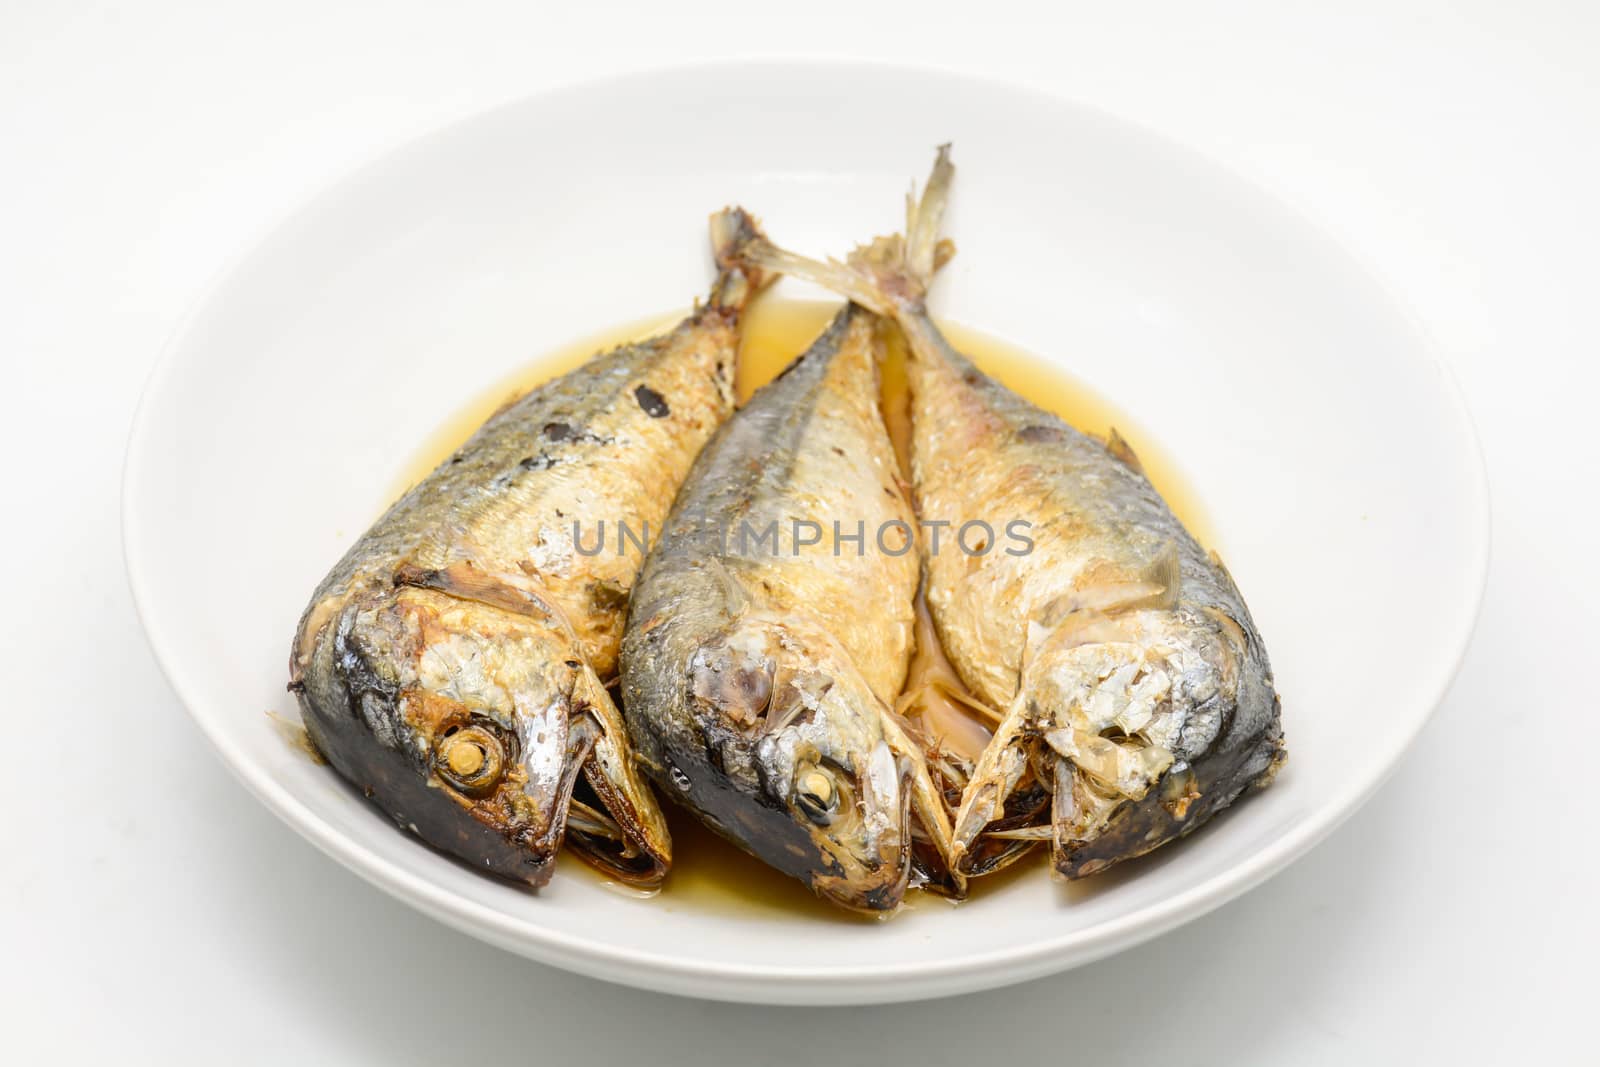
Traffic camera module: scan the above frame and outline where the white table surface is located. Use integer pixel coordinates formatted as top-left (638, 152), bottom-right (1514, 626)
top-left (4, 2), bottom-right (1594, 1062)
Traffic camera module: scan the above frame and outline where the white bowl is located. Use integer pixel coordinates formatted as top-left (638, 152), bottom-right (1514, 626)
top-left (123, 62), bottom-right (1488, 1004)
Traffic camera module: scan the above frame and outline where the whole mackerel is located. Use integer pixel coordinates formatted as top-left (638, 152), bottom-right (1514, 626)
top-left (288, 210), bottom-right (772, 888)
top-left (748, 149), bottom-right (1286, 880)
top-left (620, 304), bottom-right (961, 913)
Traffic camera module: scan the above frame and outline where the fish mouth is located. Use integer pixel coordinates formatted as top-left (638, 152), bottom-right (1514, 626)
top-left (657, 734), bottom-right (914, 912)
top-left (808, 822), bottom-right (913, 914)
top-left (562, 781), bottom-right (662, 882)
top-left (1050, 703), bottom-right (1287, 879)
top-left (560, 711), bottom-right (673, 888)
top-left (1050, 759), bottom-right (1199, 879)
top-left (794, 742), bottom-right (916, 914)
top-left (815, 865), bottom-right (910, 914)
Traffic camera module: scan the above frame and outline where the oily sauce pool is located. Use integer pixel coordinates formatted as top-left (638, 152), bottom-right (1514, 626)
top-left (392, 298), bottom-right (1213, 917)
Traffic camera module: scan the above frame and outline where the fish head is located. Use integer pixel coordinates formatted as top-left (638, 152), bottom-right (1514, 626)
top-left (676, 617), bottom-right (914, 913)
top-left (951, 600), bottom-right (1284, 878)
top-left (1043, 604), bottom-right (1285, 877)
top-left (293, 587), bottom-right (599, 887)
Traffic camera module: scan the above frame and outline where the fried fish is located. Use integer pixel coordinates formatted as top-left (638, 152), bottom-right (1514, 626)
top-left (288, 209), bottom-right (773, 888)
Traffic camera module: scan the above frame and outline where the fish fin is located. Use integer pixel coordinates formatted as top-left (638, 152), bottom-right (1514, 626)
top-left (707, 207), bottom-right (779, 313)
top-left (1104, 427), bottom-right (1145, 476)
top-left (940, 681), bottom-right (1004, 725)
top-left (394, 561), bottom-right (612, 692)
top-left (981, 825), bottom-right (1055, 842)
top-left (1203, 604), bottom-right (1250, 656)
top-left (568, 669), bottom-right (672, 887)
top-left (1207, 547), bottom-right (1244, 593)
top-left (1206, 550), bottom-right (1258, 624)
top-left (904, 143), bottom-right (955, 287)
top-left (703, 556), bottom-right (753, 616)
top-left (1033, 543), bottom-right (1182, 625)
top-left (896, 677), bottom-right (1004, 766)
top-left (880, 708), bottom-right (968, 897)
top-left (950, 691), bottom-right (1035, 872)
top-left (1140, 542), bottom-right (1182, 612)
top-left (394, 560), bottom-right (561, 622)
top-left (740, 242), bottom-right (890, 313)
top-left (742, 146), bottom-right (956, 315)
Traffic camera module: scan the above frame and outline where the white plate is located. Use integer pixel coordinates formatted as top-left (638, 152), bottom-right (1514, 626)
top-left (123, 62), bottom-right (1488, 1005)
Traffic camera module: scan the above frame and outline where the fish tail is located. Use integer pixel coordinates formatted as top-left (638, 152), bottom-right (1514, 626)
top-left (741, 145), bottom-right (956, 316)
top-left (902, 142), bottom-right (955, 291)
top-left (707, 206), bottom-right (779, 312)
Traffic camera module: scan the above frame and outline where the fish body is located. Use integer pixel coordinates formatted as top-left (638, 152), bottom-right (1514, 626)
top-left (288, 210), bottom-right (771, 887)
top-left (748, 149), bottom-right (1285, 879)
top-left (620, 305), bottom-right (959, 912)
top-left (907, 315), bottom-right (1284, 876)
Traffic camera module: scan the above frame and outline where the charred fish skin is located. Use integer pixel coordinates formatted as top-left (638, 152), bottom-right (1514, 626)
top-left (288, 209), bottom-right (773, 888)
top-left (621, 305), bottom-right (958, 913)
top-left (744, 148), bottom-right (1285, 881)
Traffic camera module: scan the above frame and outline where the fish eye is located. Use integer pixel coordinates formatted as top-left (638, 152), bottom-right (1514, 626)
top-left (436, 724), bottom-right (506, 797)
top-left (794, 765), bottom-right (840, 825)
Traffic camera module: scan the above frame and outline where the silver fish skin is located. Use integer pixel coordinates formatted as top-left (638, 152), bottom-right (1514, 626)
top-left (620, 305), bottom-right (961, 913)
top-left (288, 209), bottom-right (773, 888)
top-left (746, 148), bottom-right (1286, 880)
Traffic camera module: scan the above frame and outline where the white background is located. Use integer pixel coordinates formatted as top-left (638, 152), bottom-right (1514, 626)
top-left (3, 2), bottom-right (1595, 1062)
